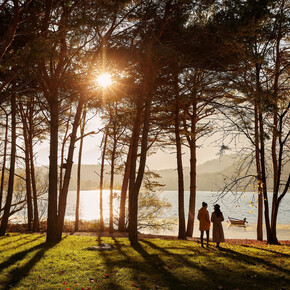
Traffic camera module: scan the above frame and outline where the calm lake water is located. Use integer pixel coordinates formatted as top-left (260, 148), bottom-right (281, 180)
top-left (63, 190), bottom-right (290, 241)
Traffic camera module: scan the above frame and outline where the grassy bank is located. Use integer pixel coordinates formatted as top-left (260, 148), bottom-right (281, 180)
top-left (0, 234), bottom-right (289, 289)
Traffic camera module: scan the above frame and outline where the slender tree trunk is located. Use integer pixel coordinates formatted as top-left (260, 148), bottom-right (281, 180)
top-left (99, 129), bottom-right (108, 232)
top-left (270, 19), bottom-right (282, 245)
top-left (186, 97), bottom-right (197, 237)
top-left (118, 143), bottom-right (132, 231)
top-left (30, 140), bottom-right (39, 232)
top-left (0, 88), bottom-right (17, 236)
top-left (128, 106), bottom-right (142, 245)
top-left (255, 64), bottom-right (263, 241)
top-left (59, 109), bottom-right (72, 191)
top-left (27, 96), bottom-right (39, 232)
top-left (128, 42), bottom-right (155, 245)
top-left (0, 113), bottom-right (9, 212)
top-left (109, 135), bottom-right (117, 232)
top-left (75, 108), bottom-right (86, 232)
top-left (46, 93), bottom-right (59, 242)
top-left (174, 76), bottom-right (186, 240)
top-left (57, 99), bottom-right (84, 240)
top-left (19, 100), bottom-right (33, 231)
top-left (23, 124), bottom-right (33, 231)
top-left (259, 112), bottom-right (272, 243)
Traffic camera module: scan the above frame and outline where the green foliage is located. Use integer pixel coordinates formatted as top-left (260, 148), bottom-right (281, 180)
top-left (0, 234), bottom-right (289, 289)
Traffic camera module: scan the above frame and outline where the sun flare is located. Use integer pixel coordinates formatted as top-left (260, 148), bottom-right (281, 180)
top-left (97, 73), bottom-right (112, 88)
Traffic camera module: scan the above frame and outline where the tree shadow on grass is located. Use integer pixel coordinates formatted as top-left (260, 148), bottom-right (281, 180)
top-left (0, 234), bottom-right (45, 253)
top-left (218, 246), bottom-right (290, 275)
top-left (0, 239), bottom-right (60, 290)
top-left (132, 241), bottom-right (191, 289)
top-left (142, 239), bottom-right (290, 289)
top-left (95, 236), bottom-right (124, 289)
top-left (241, 244), bottom-right (290, 258)
top-left (0, 234), bottom-right (23, 246)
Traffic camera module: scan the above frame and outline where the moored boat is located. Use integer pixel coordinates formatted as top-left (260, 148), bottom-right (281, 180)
top-left (228, 217), bottom-right (248, 225)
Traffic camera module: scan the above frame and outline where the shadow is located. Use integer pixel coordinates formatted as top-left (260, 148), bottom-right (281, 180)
top-left (142, 239), bottom-right (290, 289)
top-left (241, 244), bottom-right (290, 258)
top-left (112, 237), bottom-right (130, 259)
top-left (94, 236), bottom-right (124, 289)
top-left (0, 234), bottom-right (23, 246)
top-left (140, 239), bottom-right (230, 288)
top-left (0, 238), bottom-right (60, 289)
top-left (218, 246), bottom-right (290, 275)
top-left (132, 242), bottom-right (189, 289)
top-left (0, 234), bottom-right (44, 253)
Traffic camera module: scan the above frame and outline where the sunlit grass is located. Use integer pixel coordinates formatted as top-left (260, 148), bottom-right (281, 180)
top-left (0, 234), bottom-right (289, 289)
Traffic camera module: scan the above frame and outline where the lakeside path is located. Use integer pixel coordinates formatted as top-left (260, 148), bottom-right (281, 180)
top-left (1, 232), bottom-right (289, 290)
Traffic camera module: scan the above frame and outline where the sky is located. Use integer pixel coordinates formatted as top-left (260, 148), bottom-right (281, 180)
top-left (34, 130), bottom-right (222, 170)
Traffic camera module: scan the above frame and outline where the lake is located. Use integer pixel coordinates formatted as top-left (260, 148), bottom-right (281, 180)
top-left (63, 190), bottom-right (290, 240)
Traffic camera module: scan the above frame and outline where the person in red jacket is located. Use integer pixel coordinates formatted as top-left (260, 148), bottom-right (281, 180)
top-left (197, 202), bottom-right (210, 247)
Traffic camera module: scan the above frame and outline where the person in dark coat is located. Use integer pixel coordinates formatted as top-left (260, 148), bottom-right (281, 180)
top-left (197, 202), bottom-right (210, 247)
top-left (211, 204), bottom-right (225, 248)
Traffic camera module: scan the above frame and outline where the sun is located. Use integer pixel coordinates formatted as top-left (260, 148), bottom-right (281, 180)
top-left (97, 73), bottom-right (112, 88)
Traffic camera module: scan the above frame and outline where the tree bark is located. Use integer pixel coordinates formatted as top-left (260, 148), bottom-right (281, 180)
top-left (109, 136), bottom-right (117, 232)
top-left (174, 74), bottom-right (186, 240)
top-left (56, 99), bottom-right (84, 240)
top-left (259, 112), bottom-right (272, 243)
top-left (254, 64), bottom-right (263, 241)
top-left (186, 96), bottom-right (197, 237)
top-left (99, 129), bottom-right (108, 232)
top-left (118, 143), bottom-right (132, 231)
top-left (46, 92), bottom-right (59, 242)
top-left (128, 94), bottom-right (144, 245)
top-left (0, 113), bottom-right (9, 213)
top-left (0, 86), bottom-right (17, 236)
top-left (23, 117), bottom-right (33, 231)
top-left (75, 107), bottom-right (86, 232)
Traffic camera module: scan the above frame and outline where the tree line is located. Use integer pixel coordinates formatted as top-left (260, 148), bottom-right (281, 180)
top-left (0, 0), bottom-right (289, 245)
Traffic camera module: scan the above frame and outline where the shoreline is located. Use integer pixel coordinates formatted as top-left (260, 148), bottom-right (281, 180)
top-left (7, 230), bottom-right (290, 244)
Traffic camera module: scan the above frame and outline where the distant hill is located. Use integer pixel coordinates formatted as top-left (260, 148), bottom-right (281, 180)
top-left (42, 154), bottom-right (288, 192)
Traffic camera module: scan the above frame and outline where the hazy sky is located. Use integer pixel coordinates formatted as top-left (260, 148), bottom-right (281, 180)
top-left (34, 133), bottom-right (221, 170)
top-left (33, 112), bottom-right (234, 170)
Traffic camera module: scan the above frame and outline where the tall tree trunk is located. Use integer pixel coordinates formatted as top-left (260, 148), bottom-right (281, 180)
top-left (46, 93), bottom-right (59, 242)
top-left (118, 143), bottom-right (132, 231)
top-left (19, 99), bottom-right (33, 231)
top-left (0, 87), bottom-right (17, 236)
top-left (255, 64), bottom-right (263, 241)
top-left (0, 113), bottom-right (9, 213)
top-left (270, 16), bottom-right (282, 245)
top-left (30, 140), bottom-right (39, 232)
top-left (128, 42), bottom-right (155, 245)
top-left (57, 99), bottom-right (84, 240)
top-left (59, 109), bottom-right (72, 191)
top-left (109, 134), bottom-right (117, 233)
top-left (186, 97), bottom-right (197, 237)
top-left (27, 96), bottom-right (39, 232)
top-left (75, 107), bottom-right (86, 232)
top-left (128, 101), bottom-right (142, 245)
top-left (259, 112), bottom-right (272, 243)
top-left (99, 129), bottom-right (108, 232)
top-left (23, 124), bottom-right (33, 231)
top-left (174, 75), bottom-right (186, 240)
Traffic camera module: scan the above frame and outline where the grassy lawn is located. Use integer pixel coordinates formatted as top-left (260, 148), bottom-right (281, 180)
top-left (0, 234), bottom-right (289, 290)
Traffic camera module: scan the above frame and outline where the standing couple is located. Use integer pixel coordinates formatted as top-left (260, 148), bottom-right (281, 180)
top-left (197, 202), bottom-right (224, 248)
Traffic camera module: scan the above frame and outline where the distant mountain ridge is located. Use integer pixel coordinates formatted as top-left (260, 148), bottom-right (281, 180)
top-left (66, 154), bottom-right (289, 192)
top-left (64, 154), bottom-right (236, 191)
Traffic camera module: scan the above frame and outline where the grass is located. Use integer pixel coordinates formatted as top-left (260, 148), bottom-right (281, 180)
top-left (0, 234), bottom-right (289, 290)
